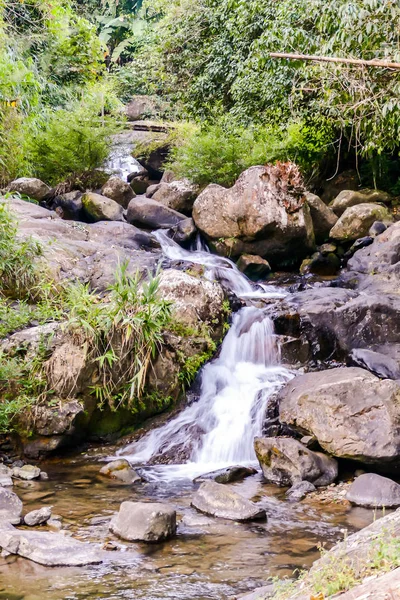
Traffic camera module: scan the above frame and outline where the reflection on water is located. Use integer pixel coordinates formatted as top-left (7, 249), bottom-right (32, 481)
top-left (0, 454), bottom-right (377, 600)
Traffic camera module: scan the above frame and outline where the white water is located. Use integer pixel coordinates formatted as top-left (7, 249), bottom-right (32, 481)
top-left (154, 230), bottom-right (286, 300)
top-left (120, 307), bottom-right (293, 477)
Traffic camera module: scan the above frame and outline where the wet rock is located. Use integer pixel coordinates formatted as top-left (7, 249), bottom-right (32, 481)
top-left (126, 196), bottom-right (188, 229)
top-left (319, 242), bottom-right (337, 254)
top-left (151, 180), bottom-right (199, 215)
top-left (254, 437), bottom-right (338, 487)
top-left (349, 348), bottom-right (400, 380)
top-left (136, 143), bottom-right (170, 180)
top-left (146, 183), bottom-right (160, 197)
top-left (7, 177), bottom-right (51, 201)
top-left (369, 220), bottom-right (387, 237)
top-left (24, 506), bottom-right (52, 526)
top-left (109, 501), bottom-right (176, 542)
top-left (101, 176), bottom-right (135, 208)
top-left (279, 367), bottom-right (400, 467)
top-left (305, 192), bottom-right (338, 243)
top-left (194, 466), bottom-right (257, 484)
top-left (52, 191), bottom-right (83, 220)
top-left (236, 254), bottom-right (271, 279)
top-left (192, 163), bottom-right (315, 268)
top-left (345, 236), bottom-right (374, 260)
top-left (157, 269), bottom-right (224, 332)
top-left (32, 400), bottom-right (85, 437)
top-left (12, 465), bottom-right (40, 480)
top-left (330, 188), bottom-right (392, 216)
top-left (300, 251), bottom-right (340, 276)
top-left (81, 192), bottom-right (124, 222)
top-left (285, 481), bottom-right (316, 501)
top-left (347, 473), bottom-right (400, 508)
top-left (99, 459), bottom-right (141, 484)
top-left (191, 481), bottom-right (266, 521)
top-left (0, 465), bottom-right (13, 487)
top-left (0, 488), bottom-right (23, 524)
top-left (0, 522), bottom-right (101, 566)
top-left (170, 218), bottom-right (197, 243)
top-left (329, 203), bottom-right (393, 242)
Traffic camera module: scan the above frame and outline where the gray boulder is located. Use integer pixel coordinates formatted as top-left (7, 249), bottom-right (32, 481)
top-left (236, 254), bottom-right (271, 279)
top-left (305, 192), bottom-right (338, 243)
top-left (7, 177), bottom-right (50, 201)
top-left (0, 522), bottom-right (101, 566)
top-left (0, 465), bottom-right (13, 487)
top-left (82, 192), bottom-right (124, 222)
top-left (52, 191), bottom-right (83, 220)
top-left (0, 487), bottom-right (23, 524)
top-left (254, 437), bottom-right (338, 487)
top-left (126, 196), bottom-right (188, 229)
top-left (330, 188), bottom-right (392, 216)
top-left (151, 180), bottom-right (199, 215)
top-left (99, 459), bottom-right (141, 484)
top-left (194, 466), bottom-right (257, 485)
top-left (347, 473), bottom-right (400, 508)
top-left (329, 203), bottom-right (393, 242)
top-left (192, 164), bottom-right (315, 267)
top-left (285, 481), bottom-right (316, 501)
top-left (12, 465), bottom-right (40, 480)
top-left (279, 367), bottom-right (400, 467)
top-left (24, 506), bottom-right (52, 526)
top-left (110, 501), bottom-right (176, 542)
top-left (101, 176), bottom-right (135, 208)
top-left (349, 348), bottom-right (400, 380)
top-left (191, 481), bottom-right (266, 521)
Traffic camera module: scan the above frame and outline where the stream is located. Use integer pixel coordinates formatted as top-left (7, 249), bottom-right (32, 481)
top-left (0, 159), bottom-right (378, 600)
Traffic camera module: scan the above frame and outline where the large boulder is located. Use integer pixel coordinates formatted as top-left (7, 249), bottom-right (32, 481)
top-left (151, 180), bottom-right (199, 215)
top-left (0, 521), bottom-right (101, 566)
top-left (24, 506), bottom-right (52, 526)
top-left (278, 367), bottom-right (400, 467)
top-left (236, 254), bottom-right (271, 279)
top-left (254, 437), bottom-right (338, 487)
top-left (192, 164), bottom-right (315, 267)
top-left (347, 473), bottom-right (400, 508)
top-left (0, 487), bottom-right (23, 524)
top-left (81, 192), bottom-right (124, 222)
top-left (329, 203), bottom-right (393, 242)
top-left (101, 176), bottom-right (135, 208)
top-left (330, 188), bottom-right (392, 216)
top-left (305, 192), bottom-right (338, 243)
top-left (109, 501), bottom-right (176, 542)
top-left (126, 196), bottom-right (188, 229)
top-left (191, 481), bottom-right (266, 521)
top-left (52, 191), bottom-right (83, 220)
top-left (157, 269), bottom-right (225, 333)
top-left (7, 177), bottom-right (50, 201)
top-left (1, 198), bottom-right (161, 292)
top-left (99, 459), bottom-right (141, 484)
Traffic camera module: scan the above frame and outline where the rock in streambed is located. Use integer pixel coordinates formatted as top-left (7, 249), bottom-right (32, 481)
top-left (110, 501), bottom-right (177, 542)
top-left (191, 481), bottom-right (266, 521)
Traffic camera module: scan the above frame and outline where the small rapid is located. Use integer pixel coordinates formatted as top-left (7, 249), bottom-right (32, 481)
top-left (154, 229), bottom-right (286, 300)
top-left (120, 307), bottom-right (293, 478)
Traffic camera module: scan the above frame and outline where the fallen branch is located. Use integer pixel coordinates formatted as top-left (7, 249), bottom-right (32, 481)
top-left (270, 52), bottom-right (400, 70)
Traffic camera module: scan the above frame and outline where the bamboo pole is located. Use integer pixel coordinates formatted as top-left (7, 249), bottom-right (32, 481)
top-left (269, 52), bottom-right (400, 70)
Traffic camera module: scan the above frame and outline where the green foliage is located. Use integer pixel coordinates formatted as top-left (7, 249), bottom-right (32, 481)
top-left (135, 0), bottom-right (400, 176)
top-left (25, 93), bottom-right (119, 186)
top-left (0, 201), bottom-right (42, 298)
top-left (178, 349), bottom-right (214, 388)
top-left (65, 262), bottom-right (173, 411)
top-left (167, 120), bottom-right (334, 187)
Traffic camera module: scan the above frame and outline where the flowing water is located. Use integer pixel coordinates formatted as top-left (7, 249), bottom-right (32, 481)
top-left (0, 220), bottom-right (379, 600)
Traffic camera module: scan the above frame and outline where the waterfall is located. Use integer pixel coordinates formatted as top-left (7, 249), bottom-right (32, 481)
top-left (120, 307), bottom-right (293, 476)
top-left (154, 230), bottom-right (286, 300)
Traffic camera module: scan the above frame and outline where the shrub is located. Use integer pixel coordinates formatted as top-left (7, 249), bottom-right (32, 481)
top-left (0, 201), bottom-right (42, 298)
top-left (25, 97), bottom-right (119, 186)
top-left (167, 120), bottom-right (334, 187)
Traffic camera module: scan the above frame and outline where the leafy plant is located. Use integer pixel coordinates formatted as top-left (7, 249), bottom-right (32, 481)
top-left (0, 201), bottom-right (42, 298)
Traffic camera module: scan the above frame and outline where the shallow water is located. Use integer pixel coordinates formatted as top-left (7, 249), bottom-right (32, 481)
top-left (0, 451), bottom-right (376, 600)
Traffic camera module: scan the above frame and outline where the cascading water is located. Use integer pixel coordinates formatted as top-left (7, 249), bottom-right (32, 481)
top-left (120, 307), bottom-right (293, 478)
top-left (154, 229), bottom-right (286, 300)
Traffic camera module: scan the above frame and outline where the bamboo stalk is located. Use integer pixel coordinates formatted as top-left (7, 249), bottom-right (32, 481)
top-left (269, 52), bottom-right (400, 70)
